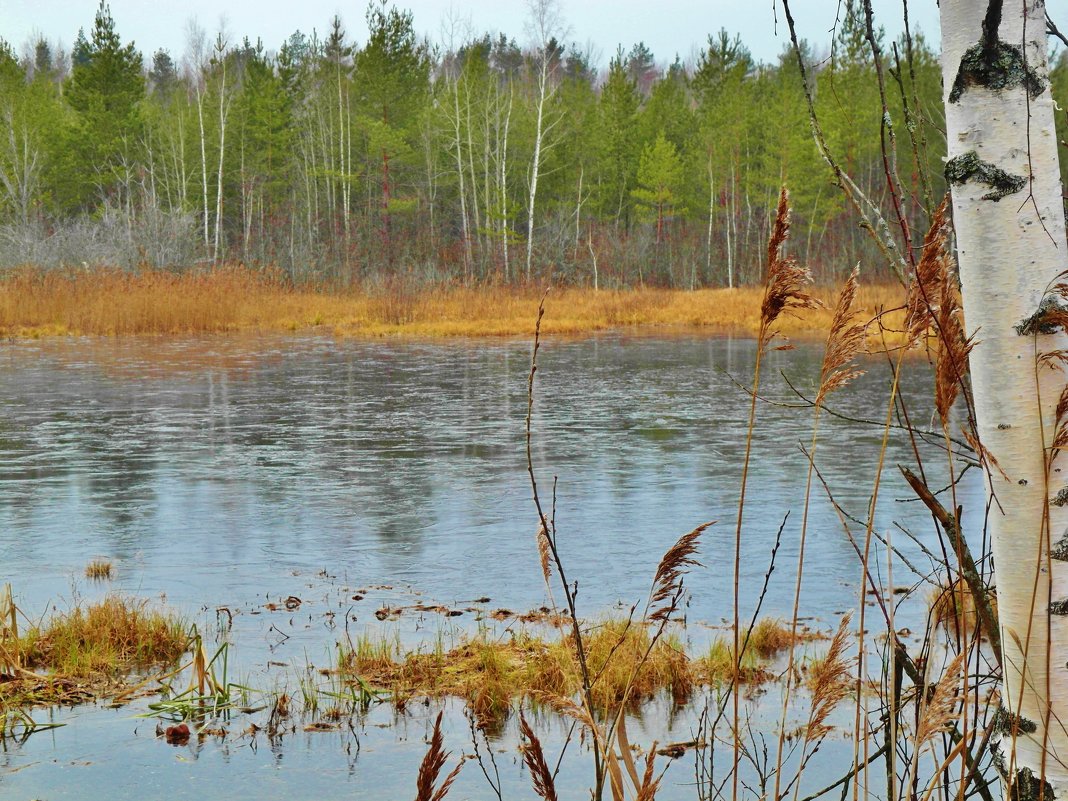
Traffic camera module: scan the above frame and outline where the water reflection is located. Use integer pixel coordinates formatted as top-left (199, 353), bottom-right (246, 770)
top-left (0, 332), bottom-right (985, 800)
top-left (0, 334), bottom-right (977, 624)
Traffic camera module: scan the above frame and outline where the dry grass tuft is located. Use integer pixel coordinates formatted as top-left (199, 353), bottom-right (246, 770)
top-left (18, 596), bottom-right (187, 677)
top-left (340, 618), bottom-right (743, 726)
top-left (84, 559), bottom-right (113, 580)
top-left (0, 265), bottom-right (905, 343)
top-left (699, 637), bottom-right (772, 685)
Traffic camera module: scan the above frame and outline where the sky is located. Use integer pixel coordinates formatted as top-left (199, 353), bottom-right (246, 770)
top-left (0, 0), bottom-right (943, 68)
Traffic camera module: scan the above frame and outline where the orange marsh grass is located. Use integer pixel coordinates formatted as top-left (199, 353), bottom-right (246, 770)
top-left (0, 266), bottom-right (907, 341)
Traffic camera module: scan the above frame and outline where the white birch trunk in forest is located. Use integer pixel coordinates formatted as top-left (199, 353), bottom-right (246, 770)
top-left (499, 85), bottom-right (513, 279)
top-left (196, 83), bottom-right (209, 249)
top-left (213, 43), bottom-right (228, 264)
top-left (525, 58), bottom-right (547, 281)
top-left (940, 0), bottom-right (1068, 794)
top-left (523, 0), bottom-right (561, 281)
top-left (450, 71), bottom-right (472, 277)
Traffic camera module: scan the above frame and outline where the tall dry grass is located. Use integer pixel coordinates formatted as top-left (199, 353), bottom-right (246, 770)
top-left (0, 265), bottom-right (905, 340)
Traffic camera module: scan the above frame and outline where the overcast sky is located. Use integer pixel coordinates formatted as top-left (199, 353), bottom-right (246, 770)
top-left (1, 0), bottom-right (942, 68)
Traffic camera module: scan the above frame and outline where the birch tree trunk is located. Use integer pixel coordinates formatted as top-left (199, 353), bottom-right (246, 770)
top-left (940, 0), bottom-right (1068, 795)
top-left (525, 58), bottom-right (548, 281)
top-left (213, 39), bottom-right (229, 264)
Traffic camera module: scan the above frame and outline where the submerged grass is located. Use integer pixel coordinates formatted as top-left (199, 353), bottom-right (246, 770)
top-left (0, 266), bottom-right (905, 341)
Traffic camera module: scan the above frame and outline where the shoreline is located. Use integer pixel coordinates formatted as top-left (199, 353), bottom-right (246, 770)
top-left (0, 267), bottom-right (906, 342)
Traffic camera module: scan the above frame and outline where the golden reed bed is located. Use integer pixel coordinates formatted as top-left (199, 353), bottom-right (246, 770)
top-left (0, 266), bottom-right (907, 341)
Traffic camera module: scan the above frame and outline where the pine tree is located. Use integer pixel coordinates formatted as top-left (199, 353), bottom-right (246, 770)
top-left (63, 0), bottom-right (145, 210)
top-left (596, 51), bottom-right (640, 228)
top-left (632, 130), bottom-right (683, 244)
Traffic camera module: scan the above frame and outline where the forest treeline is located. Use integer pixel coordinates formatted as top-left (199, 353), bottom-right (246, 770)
top-left (1, 0), bottom-right (1066, 287)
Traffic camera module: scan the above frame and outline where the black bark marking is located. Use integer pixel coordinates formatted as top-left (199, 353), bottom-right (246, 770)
top-left (1009, 766), bottom-right (1055, 801)
top-left (994, 705), bottom-right (1038, 734)
top-left (949, 7), bottom-right (1044, 105)
top-left (946, 151), bottom-right (1026, 201)
top-left (1051, 599), bottom-right (1068, 616)
top-left (1015, 295), bottom-right (1068, 336)
top-left (1053, 488), bottom-right (1068, 508)
top-left (1051, 531), bottom-right (1068, 561)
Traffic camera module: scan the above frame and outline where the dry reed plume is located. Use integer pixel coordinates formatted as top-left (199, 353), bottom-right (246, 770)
top-left (816, 265), bottom-right (869, 405)
top-left (903, 198), bottom-right (973, 423)
top-left (802, 614), bottom-right (854, 742)
top-left (0, 265), bottom-right (906, 342)
top-left (519, 712), bottom-right (560, 801)
top-left (648, 523), bottom-right (709, 622)
top-left (414, 710), bottom-right (464, 801)
top-left (759, 188), bottom-right (820, 348)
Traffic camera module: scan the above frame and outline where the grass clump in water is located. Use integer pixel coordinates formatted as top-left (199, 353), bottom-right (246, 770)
top-left (18, 596), bottom-right (187, 677)
top-left (340, 617), bottom-right (770, 727)
top-left (699, 637), bottom-right (772, 685)
top-left (84, 559), bottom-right (113, 580)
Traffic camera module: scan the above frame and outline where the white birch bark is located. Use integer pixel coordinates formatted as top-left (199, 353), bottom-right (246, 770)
top-left (524, 61), bottom-right (547, 281)
top-left (523, 0), bottom-right (562, 281)
top-left (499, 84), bottom-right (513, 279)
top-left (213, 38), bottom-right (229, 264)
top-left (940, 0), bottom-right (1068, 794)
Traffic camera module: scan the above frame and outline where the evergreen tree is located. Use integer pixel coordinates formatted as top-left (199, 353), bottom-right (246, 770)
top-left (596, 51), bottom-right (640, 227)
top-left (63, 0), bottom-right (145, 209)
top-left (632, 130), bottom-right (683, 243)
top-left (353, 1), bottom-right (431, 257)
top-left (149, 50), bottom-right (178, 97)
top-left (626, 41), bottom-right (657, 95)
